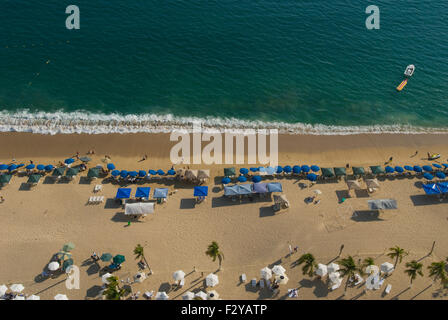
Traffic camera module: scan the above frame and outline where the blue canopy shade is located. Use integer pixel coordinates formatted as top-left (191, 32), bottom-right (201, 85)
top-left (394, 166), bottom-right (404, 173)
top-left (307, 173), bottom-right (317, 181)
top-left (238, 184), bottom-right (253, 195)
top-left (423, 173), bottom-right (434, 180)
top-left (422, 165), bottom-right (433, 172)
top-left (413, 166), bottom-right (422, 173)
top-left (422, 183), bottom-right (440, 195)
top-left (283, 166), bottom-right (292, 173)
top-left (128, 171), bottom-right (138, 177)
top-left (266, 166), bottom-right (276, 175)
top-left (111, 170), bottom-right (120, 177)
top-left (153, 188), bottom-right (168, 198)
top-left (116, 188), bottom-right (132, 199)
top-left (107, 163), bottom-right (116, 170)
top-left (221, 177), bottom-right (231, 184)
top-left (275, 166), bottom-right (283, 174)
top-left (252, 175), bottom-right (262, 183)
top-left (36, 164), bottom-right (45, 171)
top-left (157, 169), bottom-right (165, 175)
top-left (436, 172), bottom-right (446, 179)
top-left (167, 169), bottom-right (176, 175)
top-left (26, 164), bottom-right (35, 170)
top-left (292, 165), bottom-right (301, 174)
top-left (138, 170), bottom-right (147, 177)
top-left (8, 164), bottom-right (18, 171)
top-left (194, 186), bottom-right (208, 197)
top-left (253, 182), bottom-right (268, 193)
top-left (437, 182), bottom-right (448, 193)
top-left (120, 170), bottom-right (128, 178)
top-left (404, 165), bottom-right (413, 171)
top-left (64, 158), bottom-right (75, 164)
top-left (224, 185), bottom-right (239, 196)
top-left (149, 170), bottom-right (157, 175)
top-left (238, 176), bottom-right (247, 182)
top-left (433, 163), bottom-right (442, 169)
top-left (240, 168), bottom-right (249, 175)
top-left (267, 182), bottom-right (282, 192)
top-left (135, 187), bottom-right (151, 198)
top-left (301, 165), bottom-right (310, 173)
top-left (385, 166), bottom-right (394, 173)
top-left (0, 164), bottom-right (8, 170)
top-left (311, 165), bottom-right (320, 172)
top-left (250, 167), bottom-right (258, 172)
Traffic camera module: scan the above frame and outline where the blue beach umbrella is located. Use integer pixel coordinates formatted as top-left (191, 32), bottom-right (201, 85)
top-left (307, 173), bottom-right (317, 181)
top-left (167, 169), bottom-right (176, 175)
top-left (433, 163), bottom-right (442, 169)
top-left (436, 172), bottom-right (446, 179)
top-left (385, 166), bottom-right (395, 173)
top-left (423, 165), bottom-right (433, 172)
top-left (221, 177), bottom-right (231, 184)
top-left (238, 176), bottom-right (247, 183)
top-left (45, 165), bottom-right (54, 172)
top-left (36, 164), bottom-right (45, 171)
top-left (292, 166), bottom-right (301, 174)
top-left (404, 165), bottom-right (413, 171)
top-left (252, 175), bottom-right (262, 183)
top-left (157, 169), bottom-right (165, 175)
top-left (120, 170), bottom-right (128, 178)
top-left (301, 165), bottom-right (310, 173)
top-left (26, 164), bottom-right (35, 170)
top-left (413, 166), bottom-right (422, 173)
top-left (275, 166), bottom-right (283, 174)
top-left (240, 168), bottom-right (249, 175)
top-left (149, 170), bottom-right (157, 175)
top-left (423, 183), bottom-right (440, 195)
top-left (423, 173), bottom-right (434, 180)
top-left (0, 164), bottom-right (8, 170)
top-left (8, 164), bottom-right (18, 172)
top-left (64, 158), bottom-right (75, 165)
top-left (311, 165), bottom-right (320, 173)
top-left (394, 166), bottom-right (404, 173)
top-left (111, 170), bottom-right (120, 177)
top-left (107, 163), bottom-right (116, 170)
top-left (115, 188), bottom-right (131, 199)
top-left (128, 171), bottom-right (138, 178)
top-left (194, 186), bottom-right (208, 197)
top-left (138, 170), bottom-right (147, 177)
top-left (250, 167), bottom-right (258, 173)
top-left (283, 166), bottom-right (292, 173)
top-left (443, 164), bottom-right (448, 169)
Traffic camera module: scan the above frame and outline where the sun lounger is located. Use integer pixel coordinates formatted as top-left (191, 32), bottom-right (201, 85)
top-left (98, 196), bottom-right (104, 203)
top-left (94, 184), bottom-right (102, 192)
top-left (241, 274), bottom-right (247, 282)
top-left (144, 291), bottom-right (154, 299)
top-left (259, 279), bottom-right (265, 288)
top-left (251, 278), bottom-right (257, 287)
top-left (385, 284), bottom-right (392, 294)
top-left (179, 278), bottom-right (185, 288)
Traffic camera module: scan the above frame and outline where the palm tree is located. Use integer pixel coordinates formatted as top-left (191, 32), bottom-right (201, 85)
top-left (404, 260), bottom-right (423, 287)
top-left (103, 276), bottom-right (125, 300)
top-left (360, 257), bottom-right (375, 276)
top-left (134, 244), bottom-right (152, 274)
top-left (206, 241), bottom-right (224, 270)
top-left (387, 246), bottom-right (409, 268)
top-left (428, 261), bottom-right (447, 287)
top-left (338, 256), bottom-right (360, 294)
top-left (296, 253), bottom-right (317, 277)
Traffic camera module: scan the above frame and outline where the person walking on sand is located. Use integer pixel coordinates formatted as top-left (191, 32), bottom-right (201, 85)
top-left (338, 244), bottom-right (345, 257)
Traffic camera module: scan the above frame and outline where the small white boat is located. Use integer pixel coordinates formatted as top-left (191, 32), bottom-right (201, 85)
top-left (404, 64), bottom-right (415, 77)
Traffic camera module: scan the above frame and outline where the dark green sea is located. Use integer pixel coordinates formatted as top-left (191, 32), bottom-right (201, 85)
top-left (0, 0), bottom-right (447, 134)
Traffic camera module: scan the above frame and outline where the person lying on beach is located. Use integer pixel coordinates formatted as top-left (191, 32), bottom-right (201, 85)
top-left (139, 155), bottom-right (148, 162)
top-left (384, 157), bottom-right (393, 165)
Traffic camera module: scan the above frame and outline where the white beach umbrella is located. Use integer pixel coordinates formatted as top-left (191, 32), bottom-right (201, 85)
top-left (329, 272), bottom-right (342, 284)
top-left (365, 265), bottom-right (379, 275)
top-left (182, 291), bottom-right (195, 300)
top-left (275, 274), bottom-right (289, 285)
top-left (173, 270), bottom-right (186, 281)
top-left (205, 273), bottom-right (219, 287)
top-left (54, 294), bottom-right (68, 300)
top-left (207, 290), bottom-right (220, 300)
top-left (133, 272), bottom-right (147, 283)
top-left (313, 189), bottom-right (322, 195)
top-left (195, 291), bottom-right (208, 300)
top-left (27, 295), bottom-right (40, 300)
top-left (10, 284), bottom-right (24, 293)
top-left (155, 292), bottom-right (169, 300)
top-left (101, 273), bottom-right (113, 284)
top-left (13, 295), bottom-right (25, 300)
top-left (327, 263), bottom-right (340, 273)
top-left (48, 261), bottom-right (60, 271)
top-left (272, 265), bottom-right (286, 276)
top-left (260, 267), bottom-right (272, 280)
top-left (380, 262), bottom-right (395, 274)
top-left (315, 264), bottom-right (328, 277)
top-left (0, 285), bottom-right (8, 296)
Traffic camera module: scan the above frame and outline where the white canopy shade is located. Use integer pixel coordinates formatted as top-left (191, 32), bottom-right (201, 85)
top-left (275, 274), bottom-right (289, 285)
top-left (329, 272), bottom-right (342, 284)
top-left (173, 270), bottom-right (186, 281)
top-left (207, 290), bottom-right (219, 300)
top-left (365, 265), bottom-right (379, 275)
top-left (205, 273), bottom-right (219, 287)
top-left (182, 291), bottom-right (195, 300)
top-left (0, 285), bottom-right (8, 296)
top-left (380, 262), bottom-right (395, 274)
top-left (327, 263), bottom-right (340, 273)
top-left (260, 267), bottom-right (272, 280)
top-left (195, 291), bottom-right (208, 300)
top-left (134, 272), bottom-right (147, 283)
top-left (316, 263), bottom-right (328, 277)
top-left (101, 273), bottom-right (113, 284)
top-left (125, 202), bottom-right (155, 215)
top-left (48, 261), bottom-right (60, 271)
top-left (272, 265), bottom-right (286, 275)
top-left (27, 295), bottom-right (40, 300)
top-left (10, 284), bottom-right (24, 293)
top-left (155, 292), bottom-right (169, 300)
top-left (54, 294), bottom-right (68, 300)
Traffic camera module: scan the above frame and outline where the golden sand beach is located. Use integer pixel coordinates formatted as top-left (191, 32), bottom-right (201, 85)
top-left (1, 132), bottom-right (448, 300)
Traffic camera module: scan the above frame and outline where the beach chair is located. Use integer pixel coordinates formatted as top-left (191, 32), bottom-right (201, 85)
top-left (259, 279), bottom-right (265, 289)
top-left (144, 291), bottom-right (154, 300)
top-left (179, 278), bottom-right (185, 288)
top-left (94, 184), bottom-right (102, 192)
top-left (88, 196), bottom-right (95, 205)
top-left (241, 274), bottom-right (247, 282)
top-left (385, 284), bottom-right (392, 294)
top-left (251, 278), bottom-right (257, 287)
top-left (98, 196), bottom-right (104, 203)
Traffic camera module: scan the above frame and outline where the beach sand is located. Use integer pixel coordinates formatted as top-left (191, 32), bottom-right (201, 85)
top-left (0, 132), bottom-right (448, 300)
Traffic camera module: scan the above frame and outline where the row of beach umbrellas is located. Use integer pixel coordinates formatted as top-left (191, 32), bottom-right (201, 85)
top-left (110, 169), bottom-right (176, 178)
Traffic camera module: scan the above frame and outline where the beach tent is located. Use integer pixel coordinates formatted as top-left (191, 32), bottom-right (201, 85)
top-left (292, 165), bottom-right (301, 174)
top-left (240, 168), bottom-right (249, 175)
top-left (238, 176), bottom-right (247, 182)
top-left (380, 262), bottom-right (394, 274)
top-left (125, 202), bottom-right (155, 215)
top-left (370, 166), bottom-right (385, 175)
top-left (155, 292), bottom-right (169, 300)
top-left (321, 168), bottom-right (335, 178)
top-left (205, 273), bottom-right (219, 287)
top-left (207, 290), bottom-right (219, 300)
top-left (307, 173), bottom-right (317, 181)
top-left (0, 174), bottom-right (12, 184)
top-left (252, 175), bottom-right (262, 183)
top-left (260, 267), bottom-right (272, 280)
top-left (107, 163), bottom-right (116, 170)
top-left (153, 188), bottom-right (168, 199)
top-left (352, 167), bottom-right (365, 176)
top-left (436, 182), bottom-right (448, 194)
top-left (238, 184), bottom-right (253, 195)
top-left (182, 292), bottom-right (195, 300)
top-left (27, 174), bottom-right (41, 185)
top-left (253, 182), bottom-right (268, 193)
top-left (368, 199), bottom-right (398, 210)
top-left (334, 167), bottom-right (347, 177)
top-left (346, 180), bottom-right (362, 190)
top-left (266, 166), bottom-right (276, 175)
top-left (385, 166), bottom-right (395, 173)
top-left (194, 186), bottom-right (208, 197)
top-left (65, 167), bottom-right (79, 177)
top-left (87, 168), bottom-right (100, 178)
top-left (267, 182), bottom-right (282, 192)
top-left (195, 291), bottom-right (208, 300)
top-left (116, 188), bottom-right (131, 199)
top-left (135, 187), bottom-right (151, 198)
top-left (365, 178), bottom-right (380, 189)
top-left (224, 167), bottom-right (236, 177)
top-left (52, 167), bottom-right (66, 177)
top-left (221, 177), bottom-right (231, 185)
top-left (422, 183), bottom-right (441, 195)
top-left (224, 185), bottom-right (239, 196)
top-left (327, 263), bottom-right (340, 273)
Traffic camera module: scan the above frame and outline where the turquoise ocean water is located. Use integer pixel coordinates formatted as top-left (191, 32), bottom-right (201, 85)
top-left (0, 0), bottom-right (447, 134)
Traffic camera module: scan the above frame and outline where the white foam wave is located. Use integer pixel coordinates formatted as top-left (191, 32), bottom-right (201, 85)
top-left (0, 109), bottom-right (447, 135)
